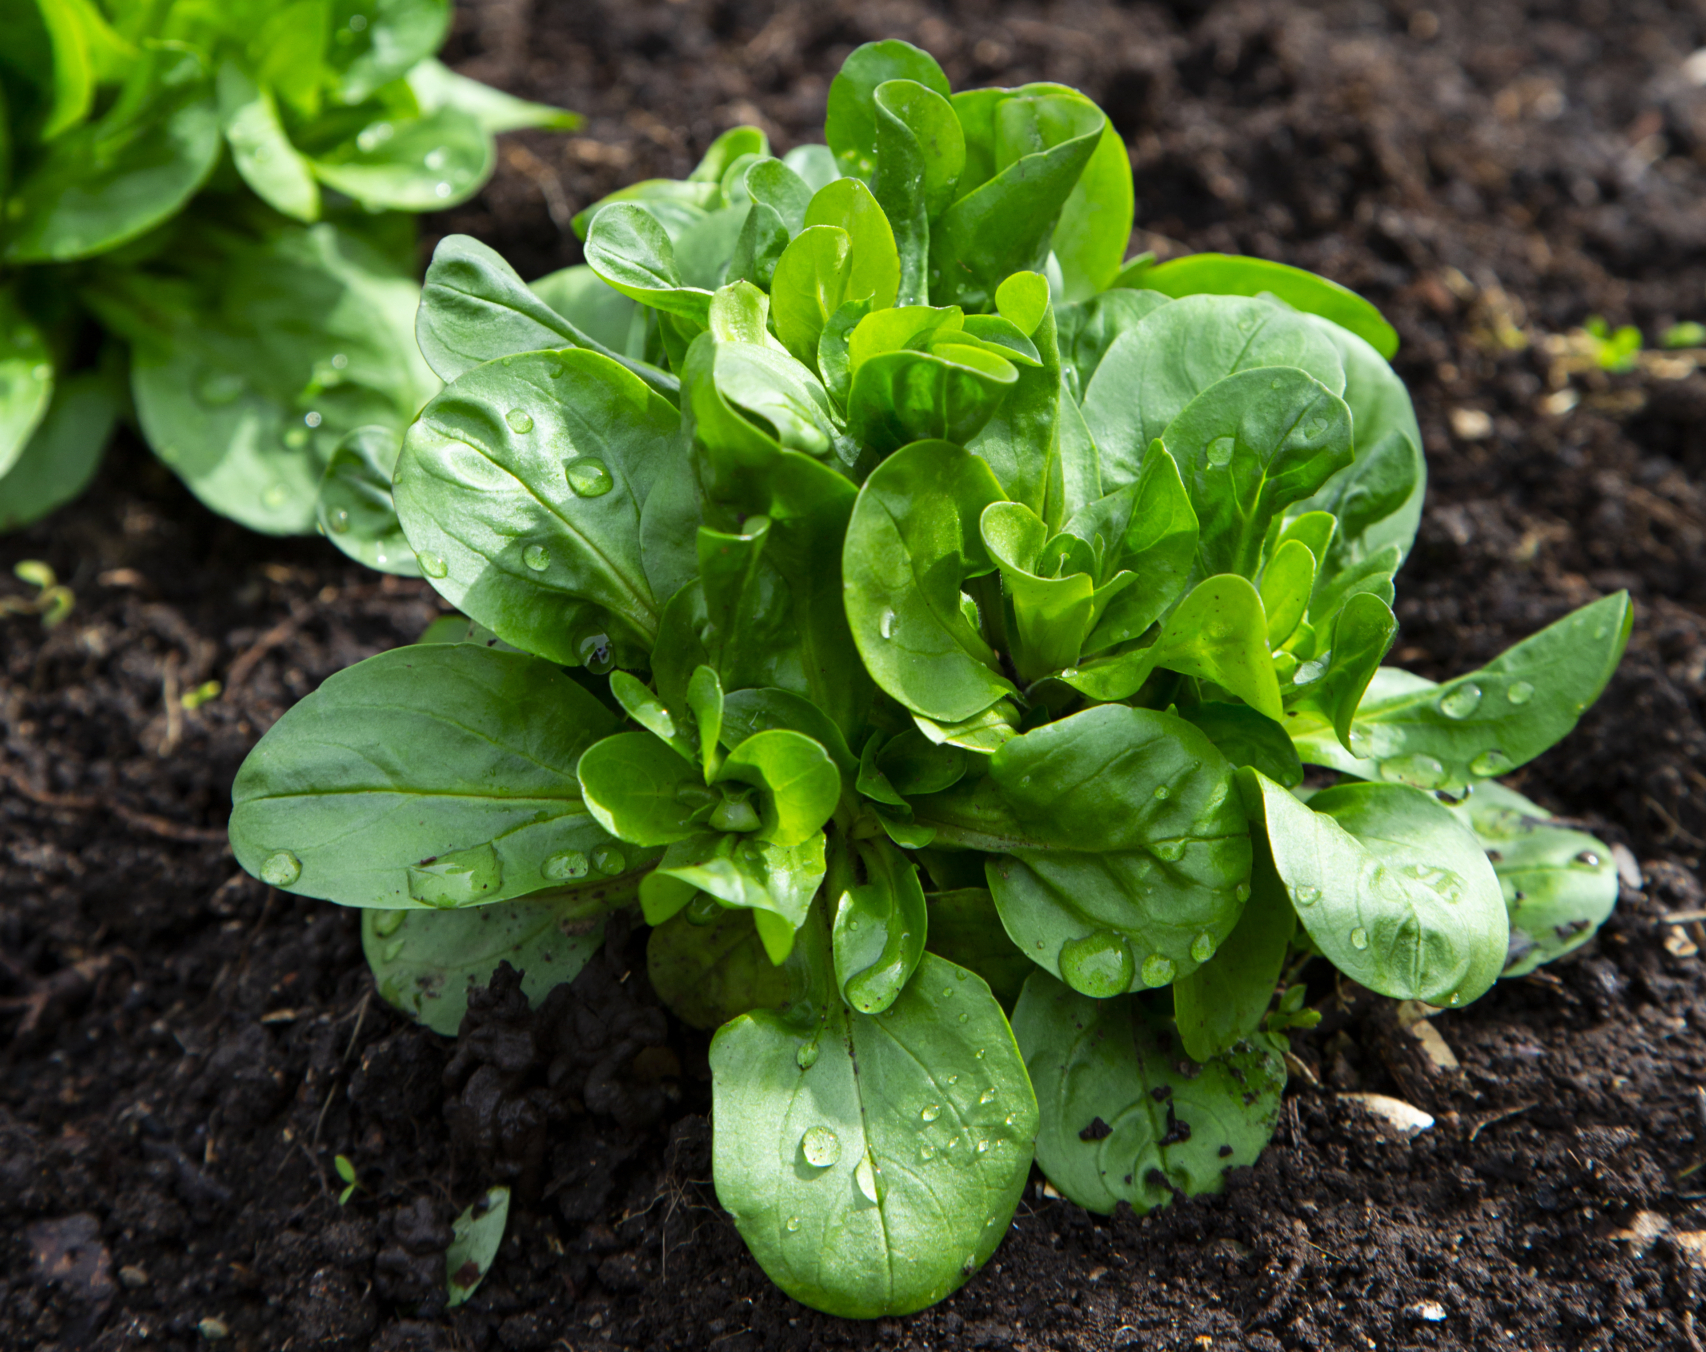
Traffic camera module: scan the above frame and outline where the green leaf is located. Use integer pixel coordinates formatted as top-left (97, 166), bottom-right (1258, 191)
top-left (0, 364), bottom-right (121, 532)
top-left (1064, 574), bottom-right (1282, 719)
top-left (689, 126), bottom-right (770, 183)
top-left (930, 90), bottom-right (1105, 311)
top-left (1283, 591), bottom-right (1397, 751)
top-left (230, 644), bottom-right (636, 910)
top-left (1289, 592), bottom-right (1634, 794)
top-left (843, 438), bottom-right (1015, 723)
top-left (1012, 973), bottom-right (1286, 1215)
top-left (833, 837), bottom-right (928, 1014)
top-left (445, 1186), bottom-right (509, 1309)
top-left (966, 281), bottom-right (1062, 520)
top-left (1081, 295), bottom-right (1346, 488)
top-left (771, 225), bottom-right (856, 368)
top-left (309, 104), bottom-right (491, 212)
top-left (0, 288), bottom-right (52, 479)
top-left (846, 344), bottom-right (1018, 455)
top-left (710, 951), bottom-right (1037, 1317)
top-left (646, 831), bottom-right (826, 956)
top-left (912, 700), bottom-right (1021, 755)
top-left (5, 48), bottom-right (221, 262)
top-left (922, 888), bottom-right (1034, 1010)
top-left (1171, 830), bottom-right (1295, 1060)
top-left (363, 892), bottom-right (608, 1035)
top-left (980, 500), bottom-right (1096, 679)
top-left (721, 688), bottom-right (858, 780)
top-left (802, 177), bottom-right (900, 314)
top-left (316, 424), bottom-right (419, 575)
top-left (918, 706), bottom-right (1251, 996)
top-left (1159, 366), bottom-right (1354, 579)
top-left (530, 264), bottom-right (643, 359)
top-left (93, 219), bottom-right (438, 535)
top-left (396, 348), bottom-right (677, 664)
top-left (1177, 702), bottom-right (1302, 788)
top-left (647, 905), bottom-right (811, 1030)
top-left (1239, 770), bottom-right (1507, 1007)
top-left (579, 731), bottom-right (703, 845)
top-left (218, 63), bottom-right (320, 221)
top-left (871, 78), bottom-right (965, 305)
top-left (325, 0), bottom-right (450, 103)
top-left (416, 235), bottom-right (676, 398)
top-left (1446, 782), bottom-right (1619, 978)
top-left (717, 729), bottom-right (842, 847)
top-left (824, 39), bottom-right (951, 180)
top-left (1048, 115), bottom-right (1134, 302)
top-left (1054, 289), bottom-right (1171, 402)
top-left (1259, 538), bottom-right (1316, 646)
top-left (584, 202), bottom-right (714, 323)
top-left (34, 0), bottom-right (134, 138)
top-left (687, 664), bottom-right (725, 781)
top-left (1126, 252), bottom-right (1399, 359)
top-left (405, 57), bottom-right (580, 134)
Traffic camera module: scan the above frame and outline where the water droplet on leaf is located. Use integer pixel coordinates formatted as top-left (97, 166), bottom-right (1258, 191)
top-left (260, 850), bottom-right (301, 886)
top-left (505, 408), bottom-right (534, 434)
top-left (566, 459), bottom-right (614, 497)
top-left (522, 544), bottom-right (550, 571)
top-left (921, 1103), bottom-right (941, 1122)
top-left (979, 1088), bottom-right (997, 1104)
top-left (796, 1040), bottom-right (820, 1069)
top-left (418, 552), bottom-right (448, 578)
top-left (328, 508), bottom-right (351, 534)
top-left (1294, 883), bottom-right (1322, 906)
top-left (1470, 749), bottom-right (1515, 776)
top-left (406, 842), bottom-right (502, 908)
top-left (1506, 681), bottom-right (1535, 705)
top-left (785, 1216), bottom-right (801, 1232)
top-left (1150, 839), bottom-right (1186, 862)
top-left (1141, 953), bottom-right (1176, 987)
top-left (1350, 927), bottom-right (1369, 950)
top-left (577, 632), bottom-right (614, 674)
top-left (1379, 753), bottom-right (1447, 789)
top-left (591, 845), bottom-right (625, 875)
top-left (1058, 931), bottom-right (1135, 997)
top-left (879, 608), bottom-right (896, 640)
top-left (1439, 682), bottom-right (1483, 718)
top-left (542, 850), bottom-right (588, 881)
top-left (1190, 933), bottom-right (1216, 963)
top-left (854, 1154), bottom-right (880, 1204)
top-left (800, 1126), bottom-right (840, 1168)
top-left (1206, 436), bottom-right (1235, 468)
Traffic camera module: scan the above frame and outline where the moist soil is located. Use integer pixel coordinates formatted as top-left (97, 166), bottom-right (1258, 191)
top-left (6, 1), bottom-right (1706, 1348)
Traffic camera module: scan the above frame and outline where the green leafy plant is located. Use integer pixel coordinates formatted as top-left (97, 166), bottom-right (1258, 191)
top-left (227, 40), bottom-right (1631, 1318)
top-left (334, 1153), bottom-right (363, 1205)
top-left (0, 0), bottom-right (576, 536)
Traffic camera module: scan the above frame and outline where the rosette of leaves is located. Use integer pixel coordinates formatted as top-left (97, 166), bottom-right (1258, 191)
top-left (227, 40), bottom-right (1631, 1318)
top-left (0, 0), bottom-right (577, 536)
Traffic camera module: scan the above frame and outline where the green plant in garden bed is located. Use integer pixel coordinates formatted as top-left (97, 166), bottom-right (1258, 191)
top-left (227, 40), bottom-right (1631, 1318)
top-left (0, 0), bottom-right (576, 536)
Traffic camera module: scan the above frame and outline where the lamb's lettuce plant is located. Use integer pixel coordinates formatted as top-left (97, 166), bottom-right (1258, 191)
top-left (227, 40), bottom-right (1631, 1318)
top-left (0, 0), bottom-right (576, 536)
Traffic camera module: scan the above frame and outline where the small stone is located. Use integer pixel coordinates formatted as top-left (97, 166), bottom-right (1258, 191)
top-left (1406, 1300), bottom-right (1448, 1322)
top-left (119, 1264), bottom-right (149, 1289)
top-left (1338, 1092), bottom-right (1434, 1135)
top-left (199, 1316), bottom-right (231, 1340)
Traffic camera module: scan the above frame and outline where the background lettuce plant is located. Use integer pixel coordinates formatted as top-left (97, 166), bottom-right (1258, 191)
top-left (227, 40), bottom-right (1630, 1318)
top-left (0, 0), bottom-right (576, 535)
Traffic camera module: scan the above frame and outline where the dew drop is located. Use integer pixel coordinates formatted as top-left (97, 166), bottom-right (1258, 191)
top-left (522, 543), bottom-right (550, 571)
top-left (1293, 658), bottom-right (1328, 686)
top-left (1294, 884), bottom-right (1322, 907)
top-left (328, 508), bottom-right (351, 534)
top-left (1150, 839), bottom-right (1186, 862)
top-left (577, 632), bottom-right (614, 674)
top-left (505, 408), bottom-right (534, 434)
top-left (979, 1088), bottom-right (998, 1105)
top-left (260, 850), bottom-right (301, 887)
top-left (1573, 850), bottom-right (1603, 868)
top-left (1206, 436), bottom-right (1235, 468)
top-left (1303, 417), bottom-right (1329, 439)
top-left (879, 608), bottom-right (897, 640)
top-left (795, 1040), bottom-right (821, 1070)
top-left (591, 844), bottom-right (625, 875)
top-left (1436, 682), bottom-right (1482, 720)
top-left (919, 1143), bottom-right (935, 1161)
top-left (542, 850), bottom-right (589, 881)
top-left (1153, 785), bottom-right (1170, 800)
top-left (406, 842), bottom-right (503, 907)
top-left (946, 1075), bottom-right (959, 1085)
top-left (1506, 681), bottom-right (1535, 705)
top-left (785, 1216), bottom-right (801, 1232)
top-left (1190, 932), bottom-right (1216, 964)
top-left (1350, 927), bottom-right (1370, 950)
top-left (958, 1012), bottom-right (968, 1023)
top-left (424, 147), bottom-right (448, 171)
top-left (1379, 753), bottom-right (1447, 789)
top-left (374, 909), bottom-right (405, 937)
top-left (854, 1154), bottom-right (880, 1204)
top-left (1004, 1113), bottom-right (1017, 1126)
top-left (976, 1139), bottom-right (990, 1154)
top-left (975, 1049), bottom-right (986, 1059)
top-left (1470, 749), bottom-right (1515, 776)
top-left (1235, 882), bottom-right (1251, 902)
top-left (1140, 953), bottom-right (1176, 987)
top-left (1058, 931), bottom-right (1135, 998)
top-left (800, 1126), bottom-right (841, 1168)
top-left (566, 459), bottom-right (614, 497)
top-left (417, 552), bottom-right (448, 578)
top-left (920, 1103), bottom-right (941, 1122)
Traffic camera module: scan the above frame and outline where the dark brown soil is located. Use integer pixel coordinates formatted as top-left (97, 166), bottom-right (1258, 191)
top-left (6, 1), bottom-right (1706, 1348)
